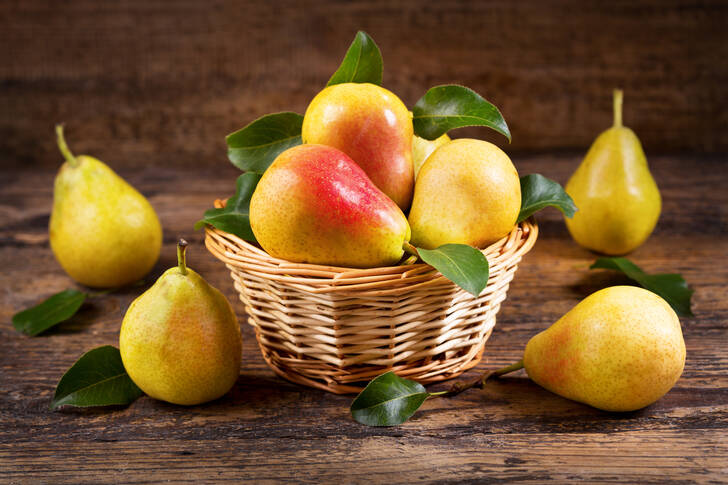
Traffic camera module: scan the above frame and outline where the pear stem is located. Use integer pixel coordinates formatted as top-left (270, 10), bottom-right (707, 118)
top-left (402, 241), bottom-right (419, 259)
top-left (429, 360), bottom-right (524, 398)
top-left (177, 239), bottom-right (189, 275)
top-left (55, 124), bottom-right (79, 168)
top-left (613, 89), bottom-right (623, 128)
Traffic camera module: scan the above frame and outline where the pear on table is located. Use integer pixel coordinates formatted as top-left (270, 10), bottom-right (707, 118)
top-left (408, 138), bottom-right (521, 249)
top-left (302, 82), bottom-right (415, 210)
top-left (565, 90), bottom-right (661, 255)
top-left (49, 125), bottom-right (162, 288)
top-left (523, 286), bottom-right (685, 412)
top-left (249, 144), bottom-right (411, 268)
top-left (119, 240), bottom-right (242, 406)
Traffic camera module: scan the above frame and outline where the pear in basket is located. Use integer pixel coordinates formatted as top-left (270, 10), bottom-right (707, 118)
top-left (249, 144), bottom-right (411, 268)
top-left (302, 83), bottom-right (415, 210)
top-left (408, 138), bottom-right (521, 249)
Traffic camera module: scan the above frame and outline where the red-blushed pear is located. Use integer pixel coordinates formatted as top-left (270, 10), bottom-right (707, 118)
top-left (302, 83), bottom-right (415, 210)
top-left (249, 144), bottom-right (411, 268)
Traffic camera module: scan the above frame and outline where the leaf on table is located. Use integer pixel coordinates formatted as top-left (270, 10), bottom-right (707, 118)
top-left (412, 85), bottom-right (510, 141)
top-left (590, 257), bottom-right (694, 317)
top-left (518, 173), bottom-right (577, 222)
top-left (226, 112), bottom-right (303, 173)
top-left (194, 172), bottom-right (261, 242)
top-left (416, 244), bottom-right (490, 297)
top-left (350, 371), bottom-right (430, 426)
top-left (327, 31), bottom-right (383, 87)
top-left (12, 289), bottom-right (86, 337)
top-left (51, 345), bottom-right (144, 410)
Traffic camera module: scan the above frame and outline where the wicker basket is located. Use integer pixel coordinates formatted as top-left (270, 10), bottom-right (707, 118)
top-left (205, 198), bottom-right (538, 394)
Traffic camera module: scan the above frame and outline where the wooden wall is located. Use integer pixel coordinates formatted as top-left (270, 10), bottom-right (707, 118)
top-left (1, 0), bottom-right (726, 169)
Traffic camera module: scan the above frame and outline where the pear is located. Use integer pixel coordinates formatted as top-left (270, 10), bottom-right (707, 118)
top-left (523, 286), bottom-right (685, 412)
top-left (412, 133), bottom-right (450, 178)
top-left (302, 83), bottom-right (414, 210)
top-left (408, 138), bottom-right (521, 249)
top-left (49, 125), bottom-right (162, 287)
top-left (249, 144), bottom-right (411, 268)
top-left (565, 90), bottom-right (661, 255)
top-left (119, 240), bottom-right (241, 406)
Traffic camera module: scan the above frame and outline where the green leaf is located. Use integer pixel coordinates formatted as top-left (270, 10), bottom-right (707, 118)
top-left (327, 31), bottom-right (383, 86)
top-left (518, 173), bottom-right (578, 222)
top-left (194, 172), bottom-right (261, 242)
top-left (416, 244), bottom-right (490, 297)
top-left (590, 257), bottom-right (694, 317)
top-left (12, 289), bottom-right (86, 336)
top-left (226, 112), bottom-right (303, 173)
top-left (412, 85), bottom-right (510, 141)
top-left (51, 346), bottom-right (144, 410)
top-left (351, 371), bottom-right (429, 426)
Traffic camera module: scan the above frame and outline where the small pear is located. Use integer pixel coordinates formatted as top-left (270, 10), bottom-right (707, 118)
top-left (120, 240), bottom-right (241, 406)
top-left (412, 133), bottom-right (450, 178)
top-left (250, 144), bottom-right (411, 268)
top-left (408, 139), bottom-right (520, 249)
top-left (565, 90), bottom-right (661, 255)
top-left (523, 286), bottom-right (685, 412)
top-left (302, 83), bottom-right (415, 210)
top-left (49, 126), bottom-right (162, 287)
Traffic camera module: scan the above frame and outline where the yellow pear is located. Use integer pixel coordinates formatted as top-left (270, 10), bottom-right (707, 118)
top-left (119, 241), bottom-right (241, 406)
top-left (408, 138), bottom-right (520, 249)
top-left (565, 90), bottom-right (661, 255)
top-left (524, 286), bottom-right (685, 412)
top-left (412, 133), bottom-right (450, 178)
top-left (49, 125), bottom-right (162, 287)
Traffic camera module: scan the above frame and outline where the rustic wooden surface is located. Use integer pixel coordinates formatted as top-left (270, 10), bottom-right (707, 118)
top-left (0, 154), bottom-right (726, 483)
top-left (1, 0), bottom-right (727, 171)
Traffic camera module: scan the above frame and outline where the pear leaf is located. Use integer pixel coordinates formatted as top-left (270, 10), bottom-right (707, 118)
top-left (12, 289), bottom-right (86, 337)
top-left (195, 172), bottom-right (261, 242)
top-left (590, 257), bottom-right (694, 317)
top-left (51, 346), bottom-right (144, 410)
top-left (226, 112), bottom-right (303, 173)
top-left (416, 244), bottom-right (489, 297)
top-left (518, 174), bottom-right (577, 222)
top-left (412, 85), bottom-right (510, 141)
top-left (327, 31), bottom-right (383, 86)
top-left (351, 372), bottom-right (430, 426)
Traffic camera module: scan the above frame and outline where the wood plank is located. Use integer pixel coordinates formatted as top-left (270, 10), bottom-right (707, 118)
top-left (1, 0), bottom-right (726, 171)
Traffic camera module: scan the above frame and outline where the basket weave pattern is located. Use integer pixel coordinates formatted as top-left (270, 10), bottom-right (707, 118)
top-left (205, 199), bottom-right (537, 394)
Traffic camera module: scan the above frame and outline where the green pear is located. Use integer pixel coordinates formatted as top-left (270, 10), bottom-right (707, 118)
top-left (523, 286), bottom-right (685, 412)
top-left (49, 125), bottom-right (162, 287)
top-left (408, 138), bottom-right (521, 249)
top-left (565, 90), bottom-right (661, 255)
top-left (119, 240), bottom-right (241, 406)
top-left (250, 144), bottom-right (411, 268)
top-left (412, 133), bottom-right (450, 178)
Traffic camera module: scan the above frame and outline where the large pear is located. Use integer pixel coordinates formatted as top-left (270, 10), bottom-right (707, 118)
top-left (302, 83), bottom-right (414, 210)
top-left (408, 138), bottom-right (520, 249)
top-left (120, 241), bottom-right (241, 406)
top-left (49, 126), bottom-right (162, 287)
top-left (524, 286), bottom-right (685, 412)
top-left (565, 90), bottom-right (661, 255)
top-left (249, 144), bottom-right (411, 268)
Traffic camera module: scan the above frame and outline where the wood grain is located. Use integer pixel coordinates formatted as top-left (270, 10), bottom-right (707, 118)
top-left (0, 155), bottom-right (726, 483)
top-left (1, 0), bottom-right (727, 171)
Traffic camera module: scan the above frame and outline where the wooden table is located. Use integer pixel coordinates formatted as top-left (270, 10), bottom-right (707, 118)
top-left (1, 155), bottom-right (726, 483)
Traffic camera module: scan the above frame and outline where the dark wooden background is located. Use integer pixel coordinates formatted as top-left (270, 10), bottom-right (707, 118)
top-left (1, 1), bottom-right (727, 483)
top-left (1, 0), bottom-right (727, 171)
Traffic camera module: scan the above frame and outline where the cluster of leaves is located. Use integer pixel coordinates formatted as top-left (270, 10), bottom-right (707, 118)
top-left (197, 30), bottom-right (575, 297)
